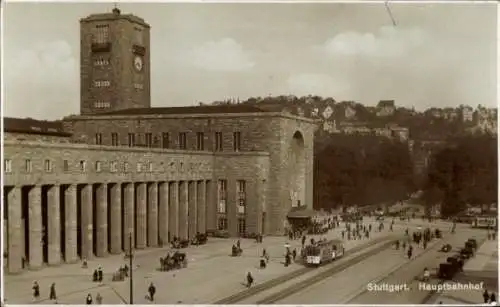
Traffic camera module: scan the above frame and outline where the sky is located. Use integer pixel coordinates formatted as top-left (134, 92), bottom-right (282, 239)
top-left (2, 1), bottom-right (498, 120)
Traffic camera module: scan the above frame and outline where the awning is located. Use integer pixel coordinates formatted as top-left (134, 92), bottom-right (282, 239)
top-left (287, 209), bottom-right (317, 219)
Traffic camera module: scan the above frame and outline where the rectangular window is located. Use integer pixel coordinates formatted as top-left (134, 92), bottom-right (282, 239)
top-left (44, 159), bottom-right (52, 172)
top-left (110, 161), bottom-right (118, 172)
top-left (148, 162), bottom-right (153, 172)
top-left (128, 133), bottom-right (135, 147)
top-left (217, 217), bottom-right (228, 231)
top-left (136, 162), bottom-right (142, 172)
top-left (124, 162), bottom-right (130, 173)
top-left (111, 133), bottom-right (119, 146)
top-left (145, 133), bottom-right (153, 147)
top-left (80, 160), bottom-right (87, 172)
top-left (93, 24), bottom-right (110, 44)
top-left (233, 131), bottom-right (241, 151)
top-left (215, 132), bottom-right (223, 151)
top-left (63, 160), bottom-right (69, 172)
top-left (238, 218), bottom-right (246, 235)
top-left (94, 57), bottom-right (110, 66)
top-left (95, 161), bottom-right (102, 172)
top-left (134, 26), bottom-right (143, 46)
top-left (93, 80), bottom-right (110, 88)
top-left (25, 159), bottom-right (32, 173)
top-left (95, 133), bottom-right (102, 145)
top-left (217, 179), bottom-right (227, 213)
top-left (4, 159), bottom-right (12, 173)
top-left (196, 132), bottom-right (204, 150)
top-left (162, 132), bottom-right (170, 149)
top-left (178, 132), bottom-right (187, 150)
top-left (237, 180), bottom-right (246, 213)
top-left (94, 101), bottom-right (111, 109)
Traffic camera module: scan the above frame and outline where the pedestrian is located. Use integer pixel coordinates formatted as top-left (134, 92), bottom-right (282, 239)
top-left (407, 246), bottom-right (413, 259)
top-left (49, 283), bottom-right (57, 301)
top-left (292, 249), bottom-right (297, 262)
top-left (82, 257), bottom-right (88, 268)
top-left (246, 272), bottom-right (254, 288)
top-left (86, 293), bottom-right (93, 305)
top-left (148, 283), bottom-right (156, 302)
top-left (483, 290), bottom-right (490, 304)
top-left (490, 292), bottom-right (496, 304)
top-left (97, 267), bottom-right (103, 282)
top-left (32, 281), bottom-right (40, 300)
top-left (236, 239), bottom-right (241, 250)
top-left (301, 235), bottom-right (306, 247)
top-left (95, 293), bottom-right (102, 305)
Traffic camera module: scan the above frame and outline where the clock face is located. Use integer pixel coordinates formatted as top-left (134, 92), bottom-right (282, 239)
top-left (134, 56), bottom-right (143, 72)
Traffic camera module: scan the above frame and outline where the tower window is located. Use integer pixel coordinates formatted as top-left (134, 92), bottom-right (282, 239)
top-left (94, 58), bottom-right (110, 66)
top-left (94, 80), bottom-right (110, 87)
top-left (110, 161), bottom-right (118, 172)
top-left (94, 101), bottom-right (110, 109)
top-left (134, 26), bottom-right (143, 46)
top-left (95, 161), bottom-right (102, 172)
top-left (80, 160), bottom-right (87, 172)
top-left (93, 24), bottom-right (110, 44)
top-left (63, 160), bottom-right (69, 172)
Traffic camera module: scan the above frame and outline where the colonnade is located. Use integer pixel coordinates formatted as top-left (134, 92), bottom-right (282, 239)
top-left (3, 180), bottom-right (216, 274)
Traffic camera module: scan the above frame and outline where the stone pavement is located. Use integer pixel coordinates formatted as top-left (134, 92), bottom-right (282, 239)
top-left (5, 217), bottom-right (405, 304)
top-left (430, 238), bottom-right (499, 305)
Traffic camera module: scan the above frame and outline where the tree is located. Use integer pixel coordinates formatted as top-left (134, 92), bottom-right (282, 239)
top-left (422, 135), bottom-right (497, 217)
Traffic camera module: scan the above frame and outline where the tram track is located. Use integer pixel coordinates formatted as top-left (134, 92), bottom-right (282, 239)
top-left (214, 235), bottom-right (398, 304)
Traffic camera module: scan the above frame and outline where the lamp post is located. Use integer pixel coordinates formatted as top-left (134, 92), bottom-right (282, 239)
top-left (128, 233), bottom-right (133, 305)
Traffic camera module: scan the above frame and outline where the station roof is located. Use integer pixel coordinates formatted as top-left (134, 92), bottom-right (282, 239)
top-left (93, 104), bottom-right (287, 116)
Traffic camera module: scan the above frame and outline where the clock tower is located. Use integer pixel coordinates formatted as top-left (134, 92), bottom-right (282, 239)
top-left (80, 8), bottom-right (151, 115)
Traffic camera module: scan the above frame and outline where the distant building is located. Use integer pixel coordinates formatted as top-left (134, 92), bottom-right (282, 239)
top-left (376, 100), bottom-right (396, 117)
top-left (344, 105), bottom-right (356, 119)
top-left (460, 105), bottom-right (474, 122)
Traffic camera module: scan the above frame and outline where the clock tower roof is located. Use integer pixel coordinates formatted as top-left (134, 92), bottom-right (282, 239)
top-left (80, 11), bottom-right (150, 28)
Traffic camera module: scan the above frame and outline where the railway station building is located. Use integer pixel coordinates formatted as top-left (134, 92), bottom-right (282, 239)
top-left (2, 8), bottom-right (316, 274)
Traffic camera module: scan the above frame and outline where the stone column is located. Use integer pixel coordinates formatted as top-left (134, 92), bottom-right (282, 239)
top-left (188, 181), bottom-right (197, 239)
top-left (246, 180), bottom-right (263, 235)
top-left (227, 180), bottom-right (238, 237)
top-left (47, 185), bottom-right (61, 265)
top-left (28, 185), bottom-right (43, 269)
top-left (64, 185), bottom-right (78, 263)
top-left (95, 184), bottom-right (108, 257)
top-left (81, 184), bottom-right (93, 260)
top-left (7, 186), bottom-right (22, 273)
top-left (135, 183), bottom-right (147, 249)
top-left (205, 180), bottom-right (217, 231)
top-left (123, 183), bottom-right (135, 252)
top-left (178, 181), bottom-right (188, 240)
top-left (147, 182), bottom-right (158, 247)
top-left (196, 181), bottom-right (206, 234)
top-left (168, 181), bottom-right (179, 238)
top-left (109, 184), bottom-right (122, 254)
top-left (158, 182), bottom-right (169, 245)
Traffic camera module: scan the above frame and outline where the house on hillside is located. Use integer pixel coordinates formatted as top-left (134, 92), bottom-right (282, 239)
top-left (376, 100), bottom-right (396, 117)
top-left (460, 105), bottom-right (474, 122)
top-left (442, 107), bottom-right (458, 121)
top-left (344, 105), bottom-right (356, 119)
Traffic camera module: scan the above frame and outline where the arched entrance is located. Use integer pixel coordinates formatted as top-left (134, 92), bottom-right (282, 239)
top-left (289, 131), bottom-right (306, 209)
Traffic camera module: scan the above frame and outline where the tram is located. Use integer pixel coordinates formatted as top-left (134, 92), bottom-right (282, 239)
top-left (304, 239), bottom-right (345, 266)
top-left (471, 216), bottom-right (497, 229)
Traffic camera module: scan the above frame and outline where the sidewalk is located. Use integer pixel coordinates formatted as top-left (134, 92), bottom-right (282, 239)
top-left (5, 217), bottom-right (405, 304)
top-left (429, 238), bottom-right (498, 305)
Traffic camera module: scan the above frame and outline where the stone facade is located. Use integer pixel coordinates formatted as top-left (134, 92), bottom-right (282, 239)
top-left (2, 8), bottom-right (317, 275)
